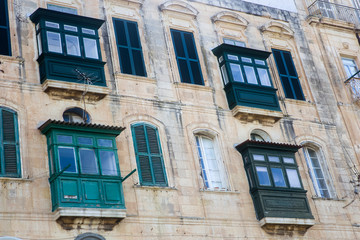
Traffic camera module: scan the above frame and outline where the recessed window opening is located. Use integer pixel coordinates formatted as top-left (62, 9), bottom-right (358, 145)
top-left (250, 129), bottom-right (271, 142)
top-left (63, 107), bottom-right (91, 123)
top-left (47, 4), bottom-right (78, 15)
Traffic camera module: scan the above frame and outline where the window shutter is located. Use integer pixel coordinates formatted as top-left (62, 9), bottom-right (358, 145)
top-left (272, 49), bottom-right (305, 100)
top-left (1, 109), bottom-right (19, 175)
top-left (132, 124), bottom-right (167, 186)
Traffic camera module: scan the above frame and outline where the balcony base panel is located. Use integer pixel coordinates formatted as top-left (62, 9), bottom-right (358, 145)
top-left (260, 217), bottom-right (315, 235)
top-left (231, 105), bottom-right (283, 125)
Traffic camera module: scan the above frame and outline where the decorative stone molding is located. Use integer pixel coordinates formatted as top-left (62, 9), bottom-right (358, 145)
top-left (260, 217), bottom-right (316, 235)
top-left (159, 0), bottom-right (198, 17)
top-left (231, 105), bottom-right (283, 126)
top-left (211, 11), bottom-right (248, 29)
top-left (260, 21), bottom-right (294, 39)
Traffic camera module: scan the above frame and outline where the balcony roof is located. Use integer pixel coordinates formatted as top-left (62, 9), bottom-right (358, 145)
top-left (236, 139), bottom-right (302, 152)
top-left (212, 43), bottom-right (272, 59)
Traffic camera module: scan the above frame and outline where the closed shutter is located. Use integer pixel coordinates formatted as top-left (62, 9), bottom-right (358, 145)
top-left (272, 49), bottom-right (305, 100)
top-left (1, 108), bottom-right (19, 176)
top-left (132, 124), bottom-right (167, 186)
top-left (0, 0), bottom-right (11, 56)
top-left (113, 18), bottom-right (146, 77)
top-left (171, 29), bottom-right (204, 85)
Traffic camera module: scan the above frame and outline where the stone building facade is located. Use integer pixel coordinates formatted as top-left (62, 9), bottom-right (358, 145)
top-left (1, 0), bottom-right (360, 239)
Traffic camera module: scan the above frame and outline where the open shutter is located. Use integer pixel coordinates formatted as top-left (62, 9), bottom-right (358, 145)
top-left (132, 124), bottom-right (167, 186)
top-left (1, 109), bottom-right (19, 176)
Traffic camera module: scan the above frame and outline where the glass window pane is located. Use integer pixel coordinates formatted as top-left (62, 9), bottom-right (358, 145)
top-left (291, 77), bottom-right (305, 100)
top-left (178, 59), bottom-right (191, 83)
top-left (171, 30), bottom-right (185, 58)
top-left (258, 68), bottom-right (271, 86)
top-left (58, 147), bottom-right (77, 173)
top-left (286, 169), bottom-right (301, 188)
top-left (78, 137), bottom-right (93, 145)
top-left (268, 156), bottom-right (280, 162)
top-left (273, 50), bottom-right (287, 75)
top-left (47, 31), bottom-right (62, 53)
top-left (83, 38), bottom-right (98, 59)
top-left (100, 151), bottom-right (118, 175)
top-left (253, 154), bottom-right (265, 161)
top-left (244, 66), bottom-right (257, 84)
top-left (79, 148), bottom-right (98, 174)
top-left (283, 52), bottom-right (297, 77)
top-left (114, 20), bottom-right (127, 46)
top-left (97, 139), bottom-right (113, 147)
top-left (57, 135), bottom-right (72, 144)
top-left (48, 4), bottom-right (78, 14)
top-left (227, 54), bottom-right (239, 61)
top-left (184, 32), bottom-right (197, 59)
top-left (229, 63), bottom-right (244, 82)
top-left (190, 61), bottom-right (203, 85)
top-left (283, 157), bottom-right (295, 164)
top-left (45, 21), bottom-right (59, 29)
top-left (342, 58), bottom-right (359, 78)
top-left (64, 25), bottom-right (77, 32)
top-left (37, 34), bottom-right (42, 55)
top-left (82, 28), bottom-right (95, 35)
top-left (241, 57), bottom-right (252, 63)
top-left (132, 49), bottom-right (146, 76)
top-left (256, 166), bottom-right (271, 186)
top-left (281, 76), bottom-right (295, 99)
top-left (221, 65), bottom-right (229, 85)
top-left (271, 168), bottom-right (287, 187)
top-left (255, 59), bottom-right (265, 65)
top-left (65, 35), bottom-right (80, 56)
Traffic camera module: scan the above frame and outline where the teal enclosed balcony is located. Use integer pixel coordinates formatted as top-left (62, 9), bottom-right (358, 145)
top-left (236, 140), bottom-right (315, 231)
top-left (30, 9), bottom-right (108, 100)
top-left (39, 120), bottom-right (127, 229)
top-left (212, 44), bottom-right (282, 124)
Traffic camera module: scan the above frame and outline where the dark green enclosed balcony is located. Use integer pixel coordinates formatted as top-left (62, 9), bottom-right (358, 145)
top-left (30, 9), bottom-right (108, 99)
top-left (212, 44), bottom-right (282, 124)
top-left (39, 120), bottom-right (127, 228)
top-left (236, 140), bottom-right (315, 231)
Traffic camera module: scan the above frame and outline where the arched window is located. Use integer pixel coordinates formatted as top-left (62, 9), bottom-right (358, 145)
top-left (303, 145), bottom-right (334, 198)
top-left (63, 107), bottom-right (91, 123)
top-left (131, 123), bottom-right (167, 186)
top-left (250, 129), bottom-right (271, 142)
top-left (0, 107), bottom-right (21, 177)
top-left (75, 233), bottom-right (105, 240)
top-left (195, 133), bottom-right (228, 190)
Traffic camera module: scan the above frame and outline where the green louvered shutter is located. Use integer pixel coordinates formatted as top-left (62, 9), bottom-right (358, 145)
top-left (1, 108), bottom-right (20, 176)
top-left (132, 123), bottom-right (167, 186)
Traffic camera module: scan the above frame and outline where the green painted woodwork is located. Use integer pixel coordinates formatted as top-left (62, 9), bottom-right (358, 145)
top-left (0, 107), bottom-right (21, 177)
top-left (212, 44), bottom-right (281, 111)
top-left (236, 140), bottom-right (314, 220)
top-left (131, 123), bottom-right (168, 186)
top-left (30, 8), bottom-right (106, 86)
top-left (39, 121), bottom-right (126, 211)
top-left (0, 0), bottom-right (11, 56)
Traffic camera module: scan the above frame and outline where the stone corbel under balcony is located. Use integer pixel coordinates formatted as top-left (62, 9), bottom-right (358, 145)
top-left (260, 217), bottom-right (316, 235)
top-left (231, 105), bottom-right (283, 125)
top-left (54, 207), bottom-right (126, 231)
top-left (42, 79), bottom-right (110, 101)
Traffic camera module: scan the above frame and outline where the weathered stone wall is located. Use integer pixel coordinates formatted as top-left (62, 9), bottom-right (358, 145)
top-left (1, 0), bottom-right (360, 239)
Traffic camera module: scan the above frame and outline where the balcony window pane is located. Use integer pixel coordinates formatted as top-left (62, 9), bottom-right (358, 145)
top-left (227, 54), bottom-right (238, 61)
top-left (97, 139), bottom-right (113, 147)
top-left (83, 38), bottom-right (98, 59)
top-left (65, 35), bottom-right (80, 56)
top-left (286, 169), bottom-right (301, 188)
top-left (79, 148), bottom-right (98, 174)
top-left (268, 156), bottom-right (280, 162)
top-left (37, 34), bottom-right (42, 55)
top-left (82, 28), bottom-right (95, 35)
top-left (271, 167), bottom-right (287, 187)
top-left (283, 157), bottom-right (295, 164)
top-left (45, 21), bottom-right (59, 29)
top-left (58, 147), bottom-right (77, 173)
top-left (57, 135), bottom-right (72, 144)
top-left (253, 154), bottom-right (265, 161)
top-left (78, 137), bottom-right (93, 145)
top-left (229, 63), bottom-right (244, 82)
top-left (100, 151), bottom-right (118, 175)
top-left (244, 66), bottom-right (257, 84)
top-left (256, 166), bottom-right (271, 186)
top-left (255, 59), bottom-right (265, 65)
top-left (258, 68), bottom-right (271, 86)
top-left (64, 25), bottom-right (77, 32)
top-left (241, 57), bottom-right (252, 63)
top-left (47, 31), bottom-right (62, 53)
top-left (221, 65), bottom-right (229, 85)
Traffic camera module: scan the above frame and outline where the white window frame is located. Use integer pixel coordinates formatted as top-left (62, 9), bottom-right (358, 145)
top-left (303, 146), bottom-right (334, 198)
top-left (342, 57), bottom-right (359, 78)
top-left (195, 134), bottom-right (228, 190)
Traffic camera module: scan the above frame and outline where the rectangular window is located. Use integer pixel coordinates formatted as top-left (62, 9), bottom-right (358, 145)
top-left (0, 0), bottom-right (11, 56)
top-left (113, 18), bottom-right (147, 77)
top-left (196, 135), bottom-right (227, 190)
top-left (0, 108), bottom-right (21, 177)
top-left (342, 58), bottom-right (359, 78)
top-left (272, 49), bottom-right (305, 100)
top-left (131, 123), bottom-right (167, 186)
top-left (47, 4), bottom-right (78, 15)
top-left (223, 38), bottom-right (246, 47)
top-left (171, 29), bottom-right (204, 85)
